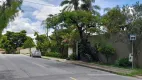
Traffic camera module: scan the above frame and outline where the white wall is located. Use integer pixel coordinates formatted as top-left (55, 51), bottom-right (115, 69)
top-left (20, 48), bottom-right (36, 54)
top-left (68, 47), bottom-right (73, 57)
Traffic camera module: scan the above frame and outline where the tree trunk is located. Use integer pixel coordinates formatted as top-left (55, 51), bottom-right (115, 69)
top-left (77, 26), bottom-right (99, 61)
top-left (73, 0), bottom-right (79, 11)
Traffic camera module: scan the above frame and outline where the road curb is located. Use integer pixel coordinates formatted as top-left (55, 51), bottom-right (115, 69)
top-left (68, 61), bottom-right (119, 74)
top-left (42, 56), bottom-right (66, 62)
top-left (23, 54), bottom-right (141, 79)
top-left (67, 61), bottom-right (142, 79)
top-left (41, 56), bottom-right (131, 75)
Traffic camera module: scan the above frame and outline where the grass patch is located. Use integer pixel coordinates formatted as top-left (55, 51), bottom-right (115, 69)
top-left (127, 69), bottom-right (142, 76)
top-left (113, 69), bottom-right (142, 77)
top-left (91, 62), bottom-right (142, 77)
top-left (45, 52), bottom-right (62, 58)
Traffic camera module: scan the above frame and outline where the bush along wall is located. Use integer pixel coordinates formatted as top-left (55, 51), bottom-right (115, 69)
top-left (115, 58), bottom-right (132, 68)
top-left (98, 44), bottom-right (116, 64)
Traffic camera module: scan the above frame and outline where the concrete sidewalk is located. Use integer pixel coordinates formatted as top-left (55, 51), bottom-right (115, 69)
top-left (67, 61), bottom-right (134, 74)
top-left (66, 61), bottom-right (142, 79)
top-left (42, 56), bottom-right (134, 74)
top-left (42, 56), bottom-right (67, 62)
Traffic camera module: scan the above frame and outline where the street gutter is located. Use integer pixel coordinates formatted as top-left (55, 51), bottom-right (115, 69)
top-left (23, 54), bottom-right (142, 79)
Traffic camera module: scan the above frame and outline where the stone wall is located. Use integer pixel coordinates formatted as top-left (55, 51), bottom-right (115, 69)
top-left (88, 34), bottom-right (142, 68)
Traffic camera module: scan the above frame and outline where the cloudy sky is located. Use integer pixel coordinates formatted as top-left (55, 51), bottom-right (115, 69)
top-left (2, 0), bottom-right (142, 38)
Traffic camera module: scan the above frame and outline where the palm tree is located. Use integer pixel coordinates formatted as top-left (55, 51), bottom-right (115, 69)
top-left (81, 0), bottom-right (101, 15)
top-left (81, 0), bottom-right (95, 10)
top-left (61, 0), bottom-right (100, 15)
top-left (60, 0), bottom-right (79, 11)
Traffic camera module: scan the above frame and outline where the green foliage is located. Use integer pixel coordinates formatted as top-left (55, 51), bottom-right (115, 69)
top-left (68, 53), bottom-right (77, 60)
top-left (60, 0), bottom-right (79, 11)
top-left (0, 36), bottom-right (12, 53)
top-left (0, 30), bottom-right (27, 54)
top-left (60, 0), bottom-right (100, 14)
top-left (45, 14), bottom-right (65, 53)
top-left (35, 34), bottom-right (50, 56)
top-left (22, 37), bottom-right (35, 54)
top-left (61, 11), bottom-right (100, 27)
top-left (115, 58), bottom-right (132, 67)
top-left (45, 10), bottom-right (101, 38)
top-left (5, 30), bottom-right (27, 48)
top-left (45, 14), bottom-right (80, 53)
top-left (59, 11), bottom-right (101, 61)
top-left (127, 69), bottom-right (142, 77)
top-left (0, 0), bottom-right (22, 35)
top-left (45, 52), bottom-right (61, 58)
top-left (45, 14), bottom-right (61, 30)
top-left (44, 5), bottom-right (101, 60)
top-left (102, 2), bottom-right (142, 67)
top-left (22, 37), bottom-right (35, 49)
top-left (123, 2), bottom-right (142, 34)
top-left (15, 51), bottom-right (20, 54)
top-left (102, 6), bottom-right (126, 33)
top-left (98, 44), bottom-right (115, 63)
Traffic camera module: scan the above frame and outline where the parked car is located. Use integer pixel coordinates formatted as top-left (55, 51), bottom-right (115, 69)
top-left (30, 50), bottom-right (41, 58)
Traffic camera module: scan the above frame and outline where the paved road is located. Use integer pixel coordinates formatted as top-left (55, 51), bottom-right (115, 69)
top-left (0, 54), bottom-right (140, 80)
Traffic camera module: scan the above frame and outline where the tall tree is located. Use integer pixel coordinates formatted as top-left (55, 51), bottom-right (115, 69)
top-left (35, 34), bottom-right (50, 56)
top-left (22, 37), bottom-right (35, 54)
top-left (60, 0), bottom-right (100, 14)
top-left (59, 11), bottom-right (101, 61)
top-left (45, 14), bottom-right (64, 52)
top-left (60, 0), bottom-right (79, 11)
top-left (102, 2), bottom-right (142, 67)
top-left (81, 0), bottom-right (100, 14)
top-left (102, 6), bottom-right (126, 33)
top-left (0, 0), bottom-right (22, 35)
top-left (45, 0), bottom-right (101, 61)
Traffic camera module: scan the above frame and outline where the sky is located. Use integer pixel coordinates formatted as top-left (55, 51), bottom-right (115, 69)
top-left (2, 0), bottom-right (142, 38)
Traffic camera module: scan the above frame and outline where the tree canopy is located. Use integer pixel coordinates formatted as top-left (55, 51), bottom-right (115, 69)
top-left (22, 37), bottom-right (35, 49)
top-left (0, 30), bottom-right (27, 54)
top-left (44, 0), bottom-right (142, 64)
top-left (60, 0), bottom-right (100, 13)
top-left (35, 33), bottom-right (50, 56)
top-left (102, 6), bottom-right (126, 33)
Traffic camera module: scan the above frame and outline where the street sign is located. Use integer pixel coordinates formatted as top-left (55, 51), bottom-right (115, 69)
top-left (130, 34), bottom-right (136, 41)
top-left (129, 53), bottom-right (133, 62)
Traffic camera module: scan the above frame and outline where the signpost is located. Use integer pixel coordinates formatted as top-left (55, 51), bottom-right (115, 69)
top-left (130, 34), bottom-right (136, 69)
top-left (129, 53), bottom-right (133, 62)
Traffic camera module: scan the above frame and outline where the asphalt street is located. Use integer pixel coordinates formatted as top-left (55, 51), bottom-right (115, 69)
top-left (0, 54), bottom-right (140, 80)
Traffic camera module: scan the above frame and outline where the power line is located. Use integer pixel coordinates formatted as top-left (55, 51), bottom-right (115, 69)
top-left (24, 1), bottom-right (50, 6)
top-left (23, 1), bottom-right (108, 11)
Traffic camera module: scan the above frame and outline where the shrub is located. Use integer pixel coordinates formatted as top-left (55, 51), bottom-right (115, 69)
top-left (15, 51), bottom-right (20, 54)
top-left (45, 52), bottom-right (61, 58)
top-left (68, 53), bottom-right (77, 60)
top-left (98, 44), bottom-right (115, 63)
top-left (115, 58), bottom-right (132, 67)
